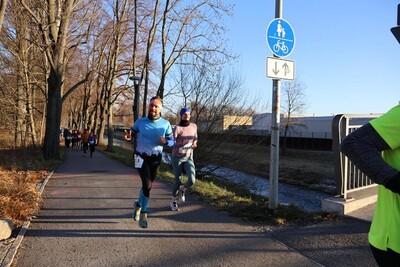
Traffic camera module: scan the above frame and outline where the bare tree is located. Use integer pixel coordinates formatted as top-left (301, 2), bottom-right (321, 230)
top-left (156, 0), bottom-right (234, 98)
top-left (139, 0), bottom-right (159, 114)
top-left (0, 0), bottom-right (239, 157)
top-left (20, 0), bottom-right (91, 159)
top-left (280, 79), bottom-right (308, 155)
top-left (167, 57), bottom-right (260, 179)
top-left (0, 0), bottom-right (48, 147)
top-left (99, 0), bottom-right (131, 151)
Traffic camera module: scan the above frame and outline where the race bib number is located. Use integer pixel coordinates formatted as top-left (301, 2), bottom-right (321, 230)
top-left (134, 154), bottom-right (144, 168)
top-left (178, 143), bottom-right (193, 154)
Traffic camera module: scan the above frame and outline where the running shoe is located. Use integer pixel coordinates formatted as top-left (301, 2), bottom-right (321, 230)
top-left (170, 201), bottom-right (179, 211)
top-left (178, 185), bottom-right (186, 202)
top-left (139, 213), bottom-right (148, 228)
top-left (133, 201), bottom-right (141, 221)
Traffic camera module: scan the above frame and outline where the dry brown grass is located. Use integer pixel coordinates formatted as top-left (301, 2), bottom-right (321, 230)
top-left (0, 171), bottom-right (44, 226)
top-left (207, 141), bottom-right (336, 194)
top-left (0, 146), bottom-right (61, 226)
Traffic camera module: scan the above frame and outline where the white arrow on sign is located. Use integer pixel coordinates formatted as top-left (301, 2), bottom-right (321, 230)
top-left (266, 57), bottom-right (295, 80)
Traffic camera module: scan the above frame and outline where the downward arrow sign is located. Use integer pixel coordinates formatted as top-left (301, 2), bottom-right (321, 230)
top-left (273, 61), bottom-right (279, 75)
top-left (266, 57), bottom-right (295, 80)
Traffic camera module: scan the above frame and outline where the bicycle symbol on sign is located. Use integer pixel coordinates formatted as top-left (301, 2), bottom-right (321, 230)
top-left (273, 40), bottom-right (289, 54)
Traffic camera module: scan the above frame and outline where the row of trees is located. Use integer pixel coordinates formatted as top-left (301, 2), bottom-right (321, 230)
top-left (0, 0), bottom-right (307, 164)
top-left (0, 0), bottom-right (254, 160)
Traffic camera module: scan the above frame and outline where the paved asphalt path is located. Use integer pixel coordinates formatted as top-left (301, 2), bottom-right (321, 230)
top-left (9, 149), bottom-right (377, 267)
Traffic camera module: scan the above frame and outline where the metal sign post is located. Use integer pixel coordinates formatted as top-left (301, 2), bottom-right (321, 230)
top-left (269, 78), bottom-right (280, 211)
top-left (268, 0), bottom-right (283, 211)
top-left (266, 0), bottom-right (296, 211)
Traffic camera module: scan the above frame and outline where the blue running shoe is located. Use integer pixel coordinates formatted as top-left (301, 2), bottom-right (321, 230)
top-left (139, 213), bottom-right (148, 228)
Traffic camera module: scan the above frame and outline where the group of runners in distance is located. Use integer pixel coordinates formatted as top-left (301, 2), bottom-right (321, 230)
top-left (62, 127), bottom-right (97, 157)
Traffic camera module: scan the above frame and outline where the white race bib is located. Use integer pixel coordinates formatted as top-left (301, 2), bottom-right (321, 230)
top-left (134, 154), bottom-right (144, 168)
top-left (178, 143), bottom-right (193, 154)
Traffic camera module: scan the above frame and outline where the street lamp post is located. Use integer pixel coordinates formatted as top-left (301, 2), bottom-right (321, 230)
top-left (129, 75), bottom-right (141, 151)
top-left (129, 76), bottom-right (141, 122)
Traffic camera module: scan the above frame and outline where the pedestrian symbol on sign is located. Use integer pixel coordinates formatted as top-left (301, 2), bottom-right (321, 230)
top-left (266, 18), bottom-right (295, 57)
top-left (277, 20), bottom-right (286, 38)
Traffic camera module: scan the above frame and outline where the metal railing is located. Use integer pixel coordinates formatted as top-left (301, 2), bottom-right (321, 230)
top-left (332, 114), bottom-right (382, 199)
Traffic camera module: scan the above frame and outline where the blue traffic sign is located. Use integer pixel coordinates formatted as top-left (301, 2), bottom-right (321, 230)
top-left (266, 18), bottom-right (295, 57)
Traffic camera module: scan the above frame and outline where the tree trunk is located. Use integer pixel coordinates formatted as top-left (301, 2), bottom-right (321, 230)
top-left (40, 101), bottom-right (46, 145)
top-left (15, 68), bottom-right (25, 147)
top-left (106, 116), bottom-right (114, 152)
top-left (43, 68), bottom-right (62, 160)
top-left (0, 0), bottom-right (6, 31)
top-left (97, 105), bottom-right (106, 145)
top-left (26, 85), bottom-right (38, 146)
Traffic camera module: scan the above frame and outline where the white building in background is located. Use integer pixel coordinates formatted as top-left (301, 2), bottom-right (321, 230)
top-left (251, 113), bottom-right (275, 131)
top-left (250, 113), bottom-right (382, 139)
top-left (195, 112), bottom-right (382, 139)
top-left (251, 113), bottom-right (334, 138)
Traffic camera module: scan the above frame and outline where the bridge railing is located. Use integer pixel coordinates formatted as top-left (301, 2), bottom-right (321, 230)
top-left (332, 114), bottom-right (382, 199)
